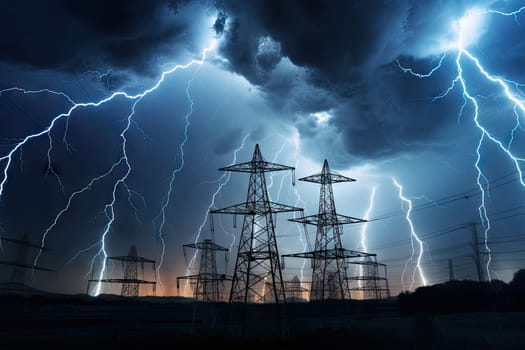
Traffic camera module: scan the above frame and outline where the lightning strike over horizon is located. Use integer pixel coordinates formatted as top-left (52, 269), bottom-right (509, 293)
top-left (123, 183), bottom-right (147, 226)
top-left (0, 42), bottom-right (216, 202)
top-left (182, 133), bottom-right (250, 296)
top-left (287, 131), bottom-right (311, 284)
top-left (359, 186), bottom-right (377, 253)
top-left (92, 97), bottom-right (141, 296)
top-left (356, 186), bottom-right (377, 295)
top-left (35, 158), bottom-right (125, 269)
top-left (396, 5), bottom-right (525, 282)
top-left (0, 87), bottom-right (78, 197)
top-left (154, 67), bottom-right (201, 289)
top-left (266, 139), bottom-right (288, 200)
top-left (393, 178), bottom-right (427, 291)
top-left (0, 41), bottom-right (217, 296)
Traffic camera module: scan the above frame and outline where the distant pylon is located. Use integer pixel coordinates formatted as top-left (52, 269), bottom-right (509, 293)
top-left (87, 245), bottom-right (156, 297)
top-left (0, 234), bottom-right (53, 294)
top-left (348, 256), bottom-right (390, 300)
top-left (121, 246), bottom-right (139, 297)
top-left (284, 275), bottom-right (307, 302)
top-left (9, 234), bottom-right (29, 286)
top-left (282, 160), bottom-right (371, 301)
top-left (470, 223), bottom-right (485, 282)
top-left (448, 259), bottom-right (456, 281)
top-left (177, 239), bottom-right (230, 302)
top-left (211, 144), bottom-right (303, 304)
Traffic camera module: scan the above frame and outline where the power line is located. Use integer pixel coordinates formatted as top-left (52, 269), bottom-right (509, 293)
top-left (369, 170), bottom-right (523, 222)
top-left (370, 207), bottom-right (525, 251)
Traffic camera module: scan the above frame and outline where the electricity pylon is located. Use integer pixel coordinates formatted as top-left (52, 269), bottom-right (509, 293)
top-left (177, 238), bottom-right (230, 302)
top-left (0, 234), bottom-right (53, 293)
top-left (348, 256), bottom-right (391, 300)
top-left (211, 144), bottom-right (303, 304)
top-left (87, 245), bottom-right (156, 297)
top-left (282, 160), bottom-right (372, 301)
top-left (284, 275), bottom-right (307, 302)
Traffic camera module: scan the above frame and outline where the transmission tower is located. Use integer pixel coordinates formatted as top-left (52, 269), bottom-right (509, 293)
top-left (0, 234), bottom-right (53, 294)
top-left (470, 223), bottom-right (485, 282)
top-left (87, 245), bottom-right (156, 297)
top-left (448, 259), bottom-right (456, 281)
top-left (282, 159), bottom-right (372, 301)
top-left (211, 144), bottom-right (303, 304)
top-left (177, 238), bottom-right (230, 302)
top-left (284, 275), bottom-right (307, 302)
top-left (348, 256), bottom-right (390, 300)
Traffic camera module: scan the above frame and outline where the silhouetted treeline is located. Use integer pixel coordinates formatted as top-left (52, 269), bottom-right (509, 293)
top-left (398, 269), bottom-right (525, 314)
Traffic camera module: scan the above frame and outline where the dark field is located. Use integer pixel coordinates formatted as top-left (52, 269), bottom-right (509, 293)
top-left (1, 293), bottom-right (524, 350)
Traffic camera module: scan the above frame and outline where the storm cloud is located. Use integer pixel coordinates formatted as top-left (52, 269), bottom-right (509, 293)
top-left (0, 0), bottom-right (196, 75)
top-left (213, 0), bottom-right (510, 161)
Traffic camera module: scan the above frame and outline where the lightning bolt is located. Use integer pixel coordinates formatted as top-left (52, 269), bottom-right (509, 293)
top-left (283, 131), bottom-right (311, 286)
top-left (393, 178), bottom-right (427, 290)
top-left (266, 139), bottom-right (288, 200)
top-left (359, 186), bottom-right (377, 253)
top-left (123, 183), bottom-right (147, 226)
top-left (356, 186), bottom-right (377, 294)
top-left (0, 88), bottom-right (77, 195)
top-left (63, 240), bottom-right (101, 268)
top-left (92, 97), bottom-right (141, 296)
top-left (183, 133), bottom-right (250, 296)
top-left (0, 41), bottom-right (216, 296)
top-left (34, 159), bottom-right (124, 269)
top-left (154, 68), bottom-right (201, 290)
top-left (262, 133), bottom-right (310, 291)
top-left (396, 6), bottom-right (525, 281)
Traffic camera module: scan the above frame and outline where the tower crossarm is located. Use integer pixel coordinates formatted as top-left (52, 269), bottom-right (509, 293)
top-left (349, 286), bottom-right (390, 291)
top-left (211, 201), bottom-right (303, 215)
top-left (238, 250), bottom-right (280, 261)
top-left (0, 237), bottom-right (48, 250)
top-left (106, 256), bottom-right (156, 264)
top-left (88, 278), bottom-right (156, 285)
top-left (289, 213), bottom-right (366, 226)
top-left (0, 261), bottom-right (54, 272)
top-left (299, 173), bottom-right (355, 184)
top-left (183, 241), bottom-right (228, 251)
top-left (282, 248), bottom-right (375, 260)
top-left (298, 160), bottom-right (355, 184)
top-left (219, 161), bottom-right (294, 173)
top-left (284, 285), bottom-right (308, 292)
top-left (347, 261), bottom-right (386, 267)
top-left (218, 144), bottom-right (295, 174)
top-left (176, 273), bottom-right (232, 288)
top-left (347, 276), bottom-right (388, 281)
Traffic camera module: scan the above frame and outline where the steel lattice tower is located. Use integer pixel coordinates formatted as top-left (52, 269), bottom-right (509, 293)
top-left (9, 234), bottom-right (29, 287)
top-left (121, 246), bottom-right (139, 297)
top-left (177, 239), bottom-right (230, 302)
top-left (211, 144), bottom-right (302, 304)
top-left (87, 245), bottom-right (156, 297)
top-left (348, 256), bottom-right (391, 300)
top-left (284, 275), bottom-right (307, 302)
top-left (282, 160), bottom-right (373, 301)
top-left (0, 234), bottom-right (53, 294)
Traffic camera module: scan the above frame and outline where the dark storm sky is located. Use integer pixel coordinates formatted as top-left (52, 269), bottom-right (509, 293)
top-left (0, 0), bottom-right (524, 296)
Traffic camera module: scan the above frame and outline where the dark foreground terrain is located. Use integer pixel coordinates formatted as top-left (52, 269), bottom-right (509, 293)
top-left (1, 292), bottom-right (525, 350)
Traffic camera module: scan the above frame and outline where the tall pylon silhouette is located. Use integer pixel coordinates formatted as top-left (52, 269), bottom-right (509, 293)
top-left (0, 234), bottom-right (53, 294)
top-left (348, 256), bottom-right (391, 300)
top-left (283, 160), bottom-right (372, 301)
top-left (177, 238), bottom-right (229, 302)
top-left (87, 245), bottom-right (156, 297)
top-left (211, 144), bottom-right (303, 304)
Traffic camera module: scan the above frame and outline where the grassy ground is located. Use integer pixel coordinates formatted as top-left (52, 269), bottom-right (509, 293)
top-left (1, 295), bottom-right (524, 349)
